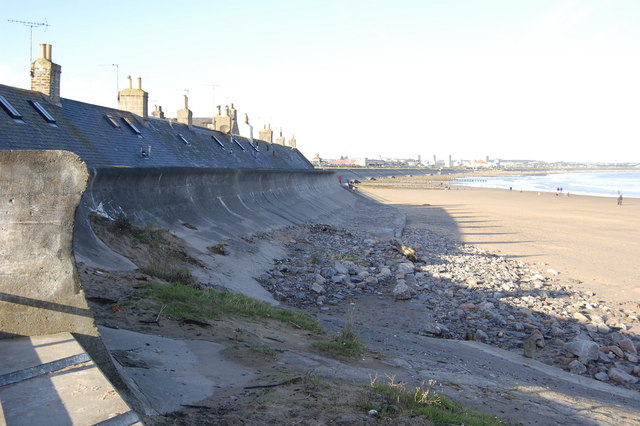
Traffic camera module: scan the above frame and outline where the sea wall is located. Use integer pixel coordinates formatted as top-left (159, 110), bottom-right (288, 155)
top-left (74, 167), bottom-right (354, 270)
top-left (0, 150), bottom-right (96, 338)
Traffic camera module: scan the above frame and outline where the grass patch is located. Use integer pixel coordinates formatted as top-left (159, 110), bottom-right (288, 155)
top-left (312, 309), bottom-right (364, 358)
top-left (143, 281), bottom-right (324, 334)
top-left (247, 343), bottom-right (279, 360)
top-left (140, 266), bottom-right (199, 288)
top-left (360, 375), bottom-right (505, 425)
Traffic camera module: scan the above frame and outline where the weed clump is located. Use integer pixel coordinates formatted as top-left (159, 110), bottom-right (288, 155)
top-left (312, 308), bottom-right (364, 358)
top-left (207, 242), bottom-right (229, 255)
top-left (360, 375), bottom-right (504, 425)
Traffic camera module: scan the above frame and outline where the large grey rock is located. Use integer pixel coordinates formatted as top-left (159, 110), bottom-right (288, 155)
top-left (568, 360), bottom-right (587, 375)
top-left (618, 338), bottom-right (637, 355)
top-left (608, 367), bottom-right (639, 384)
top-left (334, 261), bottom-right (349, 275)
top-left (393, 281), bottom-right (415, 300)
top-left (397, 262), bottom-right (415, 275)
top-left (565, 340), bottom-right (599, 361)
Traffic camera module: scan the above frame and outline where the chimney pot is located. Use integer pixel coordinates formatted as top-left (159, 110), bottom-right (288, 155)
top-left (127, 75), bottom-right (132, 89)
top-left (46, 44), bottom-right (52, 61)
top-left (137, 77), bottom-right (142, 89)
top-left (39, 44), bottom-right (47, 60)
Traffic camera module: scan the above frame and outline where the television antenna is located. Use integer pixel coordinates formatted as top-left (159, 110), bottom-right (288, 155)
top-left (8, 19), bottom-right (51, 65)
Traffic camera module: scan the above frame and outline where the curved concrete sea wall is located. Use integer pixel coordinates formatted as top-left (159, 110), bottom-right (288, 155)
top-left (74, 167), bottom-right (353, 270)
top-left (0, 150), bottom-right (96, 338)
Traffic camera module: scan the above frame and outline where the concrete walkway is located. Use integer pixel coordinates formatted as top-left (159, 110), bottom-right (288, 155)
top-left (0, 333), bottom-right (140, 425)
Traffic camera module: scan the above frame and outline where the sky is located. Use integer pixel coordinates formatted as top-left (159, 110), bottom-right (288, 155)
top-left (2, 0), bottom-right (640, 163)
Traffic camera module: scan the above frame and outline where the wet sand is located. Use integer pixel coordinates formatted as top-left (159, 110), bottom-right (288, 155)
top-left (359, 185), bottom-right (640, 309)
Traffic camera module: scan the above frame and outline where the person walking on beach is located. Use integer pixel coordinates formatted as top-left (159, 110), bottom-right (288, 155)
top-left (617, 194), bottom-right (623, 205)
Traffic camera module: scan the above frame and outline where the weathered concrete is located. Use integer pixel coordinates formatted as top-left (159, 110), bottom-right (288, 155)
top-left (0, 150), bottom-right (94, 338)
top-left (74, 167), bottom-right (357, 270)
top-left (0, 333), bottom-right (140, 425)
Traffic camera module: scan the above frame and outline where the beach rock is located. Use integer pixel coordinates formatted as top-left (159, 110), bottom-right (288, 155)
top-left (393, 281), bottom-right (415, 300)
top-left (475, 329), bottom-right (489, 342)
top-left (458, 302), bottom-right (478, 311)
top-left (565, 340), bottom-right (599, 361)
top-left (568, 360), bottom-right (587, 375)
top-left (608, 367), bottom-right (639, 384)
top-left (314, 274), bottom-right (326, 285)
top-left (618, 338), bottom-right (637, 355)
top-left (573, 312), bottom-right (590, 324)
top-left (311, 283), bottom-right (325, 294)
top-left (594, 372), bottom-right (609, 381)
top-left (523, 332), bottom-right (542, 359)
top-left (334, 261), bottom-right (349, 275)
top-left (609, 346), bottom-right (624, 358)
top-left (397, 262), bottom-right (415, 275)
top-left (423, 323), bottom-right (450, 337)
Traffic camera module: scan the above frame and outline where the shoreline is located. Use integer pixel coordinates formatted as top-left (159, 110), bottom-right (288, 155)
top-left (354, 169), bottom-right (639, 199)
top-left (357, 184), bottom-right (640, 312)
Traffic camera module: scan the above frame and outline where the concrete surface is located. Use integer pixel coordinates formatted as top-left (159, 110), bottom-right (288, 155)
top-left (0, 150), bottom-right (95, 338)
top-left (98, 326), bottom-right (256, 415)
top-left (0, 333), bottom-right (140, 425)
top-left (74, 167), bottom-right (357, 270)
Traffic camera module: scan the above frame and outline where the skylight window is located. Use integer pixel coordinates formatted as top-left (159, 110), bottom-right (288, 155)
top-left (121, 116), bottom-right (142, 136)
top-left (211, 135), bottom-right (225, 148)
top-left (178, 134), bottom-right (189, 145)
top-left (249, 141), bottom-right (259, 152)
top-left (0, 95), bottom-right (23, 119)
top-left (29, 101), bottom-right (56, 123)
top-left (231, 137), bottom-right (245, 151)
top-left (105, 114), bottom-right (121, 128)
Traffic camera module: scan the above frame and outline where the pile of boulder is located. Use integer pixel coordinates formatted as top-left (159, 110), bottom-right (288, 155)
top-left (255, 224), bottom-right (640, 389)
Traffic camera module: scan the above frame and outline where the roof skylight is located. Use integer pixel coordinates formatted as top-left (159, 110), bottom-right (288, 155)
top-left (178, 134), bottom-right (189, 145)
top-left (0, 95), bottom-right (23, 119)
top-left (29, 101), bottom-right (56, 123)
top-left (211, 135), bottom-right (225, 148)
top-left (121, 117), bottom-right (142, 136)
top-left (105, 114), bottom-right (121, 128)
top-left (231, 137), bottom-right (245, 151)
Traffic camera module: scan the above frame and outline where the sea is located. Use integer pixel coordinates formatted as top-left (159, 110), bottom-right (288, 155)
top-left (452, 171), bottom-right (640, 199)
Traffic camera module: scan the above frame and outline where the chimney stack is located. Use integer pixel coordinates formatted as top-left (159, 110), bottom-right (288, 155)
top-left (152, 105), bottom-right (165, 119)
top-left (288, 134), bottom-right (297, 149)
top-left (258, 124), bottom-right (273, 143)
top-left (177, 95), bottom-right (193, 129)
top-left (31, 43), bottom-right (61, 104)
top-left (118, 75), bottom-right (148, 119)
top-left (275, 128), bottom-right (285, 146)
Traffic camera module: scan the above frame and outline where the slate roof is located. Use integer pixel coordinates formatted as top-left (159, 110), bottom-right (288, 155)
top-left (0, 84), bottom-right (313, 170)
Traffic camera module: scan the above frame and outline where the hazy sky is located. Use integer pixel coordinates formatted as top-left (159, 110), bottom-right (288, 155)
top-left (2, 0), bottom-right (640, 163)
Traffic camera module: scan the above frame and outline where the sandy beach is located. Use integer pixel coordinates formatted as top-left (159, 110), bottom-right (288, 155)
top-left (359, 185), bottom-right (640, 309)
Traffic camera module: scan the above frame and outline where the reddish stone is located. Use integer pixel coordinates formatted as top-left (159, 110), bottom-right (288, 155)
top-left (618, 338), bottom-right (638, 355)
top-left (458, 303), bottom-right (478, 311)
